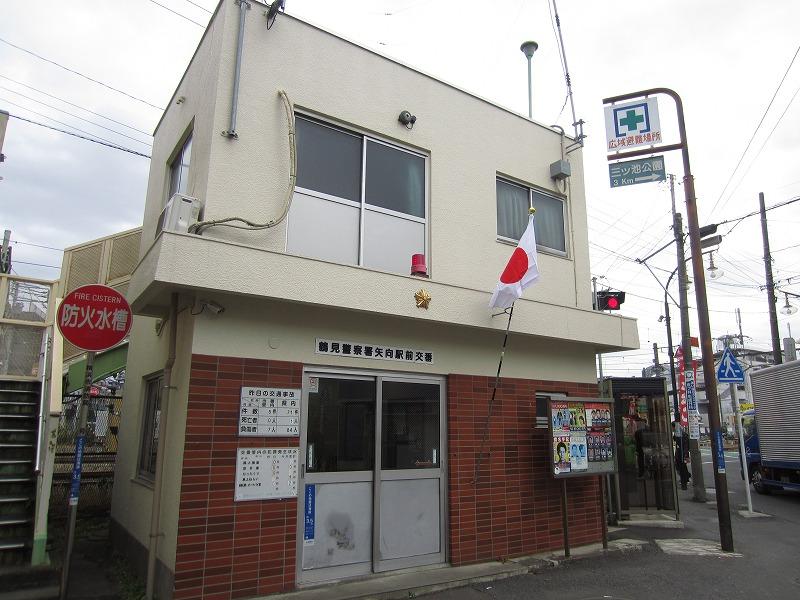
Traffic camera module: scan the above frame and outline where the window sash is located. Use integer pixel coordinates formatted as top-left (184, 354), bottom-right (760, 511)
top-left (289, 115), bottom-right (428, 274)
top-left (168, 134), bottom-right (192, 199)
top-left (496, 178), bottom-right (567, 254)
top-left (138, 375), bottom-right (163, 481)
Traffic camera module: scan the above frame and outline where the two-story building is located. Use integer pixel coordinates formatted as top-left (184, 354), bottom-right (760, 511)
top-left (110, 2), bottom-right (638, 598)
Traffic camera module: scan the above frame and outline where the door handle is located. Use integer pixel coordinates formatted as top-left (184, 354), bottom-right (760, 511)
top-left (300, 463), bottom-right (305, 478)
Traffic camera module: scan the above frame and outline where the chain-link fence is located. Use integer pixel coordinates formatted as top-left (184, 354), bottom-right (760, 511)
top-left (49, 394), bottom-right (123, 519)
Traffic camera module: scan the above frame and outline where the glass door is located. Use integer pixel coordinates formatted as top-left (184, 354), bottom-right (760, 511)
top-left (374, 378), bottom-right (446, 572)
top-left (300, 376), bottom-right (376, 583)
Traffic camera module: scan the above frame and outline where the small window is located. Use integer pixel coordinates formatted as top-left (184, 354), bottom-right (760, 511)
top-left (168, 134), bottom-right (193, 199)
top-left (138, 374), bottom-right (163, 481)
top-left (289, 116), bottom-right (428, 275)
top-left (536, 392), bottom-right (567, 428)
top-left (497, 178), bottom-right (566, 254)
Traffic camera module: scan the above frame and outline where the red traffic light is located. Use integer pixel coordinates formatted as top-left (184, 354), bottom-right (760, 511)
top-left (596, 291), bottom-right (626, 311)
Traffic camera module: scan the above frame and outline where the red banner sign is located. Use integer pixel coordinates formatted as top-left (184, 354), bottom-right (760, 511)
top-left (57, 284), bottom-right (132, 352)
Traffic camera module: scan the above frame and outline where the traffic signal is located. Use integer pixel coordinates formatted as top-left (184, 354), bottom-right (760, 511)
top-left (596, 291), bottom-right (626, 311)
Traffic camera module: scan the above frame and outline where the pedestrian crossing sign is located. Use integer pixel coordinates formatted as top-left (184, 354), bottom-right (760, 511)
top-left (717, 347), bottom-right (745, 383)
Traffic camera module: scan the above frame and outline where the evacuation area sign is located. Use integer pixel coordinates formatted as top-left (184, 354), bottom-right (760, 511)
top-left (57, 284), bottom-right (132, 351)
top-left (605, 98), bottom-right (662, 152)
top-left (609, 156), bottom-right (666, 188)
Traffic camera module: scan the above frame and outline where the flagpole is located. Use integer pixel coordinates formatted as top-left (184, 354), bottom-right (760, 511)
top-left (473, 303), bottom-right (515, 484)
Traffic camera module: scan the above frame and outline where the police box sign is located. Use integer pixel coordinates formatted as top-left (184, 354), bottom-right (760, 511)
top-left (239, 387), bottom-right (300, 437)
top-left (316, 338), bottom-right (434, 364)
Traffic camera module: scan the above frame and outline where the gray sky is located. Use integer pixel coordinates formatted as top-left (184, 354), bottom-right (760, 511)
top-left (1, 0), bottom-right (799, 376)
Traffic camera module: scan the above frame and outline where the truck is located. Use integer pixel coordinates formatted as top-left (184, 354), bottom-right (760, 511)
top-left (744, 359), bottom-right (800, 494)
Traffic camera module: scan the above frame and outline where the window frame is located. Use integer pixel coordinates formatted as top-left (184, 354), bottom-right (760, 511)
top-left (166, 129), bottom-right (193, 203)
top-left (137, 373), bottom-right (163, 482)
top-left (290, 114), bottom-right (429, 272)
top-left (496, 176), bottom-right (569, 257)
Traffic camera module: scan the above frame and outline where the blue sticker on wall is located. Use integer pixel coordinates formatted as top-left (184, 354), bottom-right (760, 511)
top-left (714, 430), bottom-right (726, 473)
top-left (303, 484), bottom-right (315, 545)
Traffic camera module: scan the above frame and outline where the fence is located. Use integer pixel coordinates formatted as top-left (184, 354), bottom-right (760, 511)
top-left (49, 394), bottom-right (123, 519)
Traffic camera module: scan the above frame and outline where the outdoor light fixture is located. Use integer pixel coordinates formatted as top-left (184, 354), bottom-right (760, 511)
top-left (707, 252), bottom-right (724, 280)
top-left (781, 292), bottom-right (798, 316)
top-left (193, 300), bottom-right (226, 315)
top-left (398, 110), bottom-right (417, 129)
top-left (520, 40), bottom-right (539, 119)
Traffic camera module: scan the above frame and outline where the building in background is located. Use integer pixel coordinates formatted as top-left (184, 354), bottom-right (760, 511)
top-left (113, 3), bottom-right (638, 599)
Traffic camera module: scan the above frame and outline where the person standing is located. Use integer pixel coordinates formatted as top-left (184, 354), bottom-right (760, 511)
top-left (673, 420), bottom-right (691, 489)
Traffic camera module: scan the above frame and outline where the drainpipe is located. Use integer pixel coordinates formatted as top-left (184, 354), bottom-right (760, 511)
top-left (146, 293), bottom-right (178, 600)
top-left (222, 0), bottom-right (250, 138)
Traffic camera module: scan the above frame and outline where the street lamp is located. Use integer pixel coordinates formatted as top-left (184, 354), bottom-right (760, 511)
top-left (781, 292), bottom-right (798, 315)
top-left (707, 251), bottom-right (724, 280)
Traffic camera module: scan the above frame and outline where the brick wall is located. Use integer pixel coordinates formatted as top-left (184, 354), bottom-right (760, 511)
top-left (174, 355), bottom-right (302, 600)
top-left (447, 374), bottom-right (603, 565)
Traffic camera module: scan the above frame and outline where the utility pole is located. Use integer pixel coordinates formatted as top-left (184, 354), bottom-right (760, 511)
top-left (670, 175), bottom-right (707, 502)
top-left (759, 192), bottom-right (782, 365)
top-left (652, 342), bottom-right (660, 373)
top-left (592, 276), bottom-right (605, 388)
top-left (1, 229), bottom-right (11, 274)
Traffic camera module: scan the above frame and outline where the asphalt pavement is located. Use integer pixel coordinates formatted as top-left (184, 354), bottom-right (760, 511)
top-left (423, 448), bottom-right (800, 600)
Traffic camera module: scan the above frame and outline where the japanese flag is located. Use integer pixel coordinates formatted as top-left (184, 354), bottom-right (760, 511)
top-left (489, 213), bottom-right (540, 309)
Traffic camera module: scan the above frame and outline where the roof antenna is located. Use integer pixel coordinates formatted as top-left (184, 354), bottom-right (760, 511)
top-left (551, 0), bottom-right (585, 152)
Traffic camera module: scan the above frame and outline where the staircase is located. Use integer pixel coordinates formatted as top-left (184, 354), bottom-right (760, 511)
top-left (0, 381), bottom-right (40, 565)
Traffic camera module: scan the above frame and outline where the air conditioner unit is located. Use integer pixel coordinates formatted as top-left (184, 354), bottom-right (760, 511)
top-left (156, 194), bottom-right (203, 238)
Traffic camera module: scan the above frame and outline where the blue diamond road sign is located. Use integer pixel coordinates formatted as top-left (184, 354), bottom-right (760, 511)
top-left (717, 347), bottom-right (745, 383)
top-left (609, 156), bottom-right (666, 188)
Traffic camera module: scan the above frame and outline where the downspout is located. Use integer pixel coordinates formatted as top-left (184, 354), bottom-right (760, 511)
top-left (222, 0), bottom-right (250, 138)
top-left (146, 293), bottom-right (178, 599)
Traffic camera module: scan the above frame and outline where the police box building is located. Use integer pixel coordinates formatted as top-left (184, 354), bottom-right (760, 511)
top-left (111, 2), bottom-right (639, 598)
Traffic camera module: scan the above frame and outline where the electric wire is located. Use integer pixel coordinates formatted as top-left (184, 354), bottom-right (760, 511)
top-left (182, 0), bottom-right (213, 13)
top-left (708, 43), bottom-right (800, 219)
top-left (0, 74), bottom-right (152, 136)
top-left (0, 36), bottom-right (164, 110)
top-left (10, 241), bottom-right (63, 252)
top-left (13, 260), bottom-right (60, 269)
top-left (8, 113), bottom-right (151, 158)
top-left (146, 0), bottom-right (206, 27)
top-left (0, 86), bottom-right (152, 147)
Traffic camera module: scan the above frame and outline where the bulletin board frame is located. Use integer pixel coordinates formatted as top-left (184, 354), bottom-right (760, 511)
top-left (548, 397), bottom-right (617, 479)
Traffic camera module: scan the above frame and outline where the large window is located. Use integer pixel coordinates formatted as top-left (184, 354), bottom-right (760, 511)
top-left (496, 178), bottom-right (567, 254)
top-left (287, 116), bottom-right (427, 275)
top-left (138, 374), bottom-right (163, 481)
top-left (168, 133), bottom-right (192, 199)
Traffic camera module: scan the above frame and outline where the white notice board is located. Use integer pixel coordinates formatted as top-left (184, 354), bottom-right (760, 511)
top-left (235, 447), bottom-right (299, 501)
top-left (239, 387), bottom-right (301, 437)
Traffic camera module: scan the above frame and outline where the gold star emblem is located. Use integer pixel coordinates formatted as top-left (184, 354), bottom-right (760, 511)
top-left (415, 289), bottom-right (432, 309)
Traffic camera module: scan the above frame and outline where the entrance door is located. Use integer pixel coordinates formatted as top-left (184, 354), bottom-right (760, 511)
top-left (297, 373), bottom-right (445, 584)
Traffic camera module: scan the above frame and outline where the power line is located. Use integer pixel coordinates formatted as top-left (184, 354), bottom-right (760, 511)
top-left (146, 0), bottom-right (206, 27)
top-left (182, 0), bottom-right (213, 13)
top-left (8, 114), bottom-right (151, 159)
top-left (0, 36), bottom-right (164, 110)
top-left (0, 86), bottom-right (152, 147)
top-left (708, 43), bottom-right (800, 219)
top-left (0, 74), bottom-right (152, 136)
top-left (14, 260), bottom-right (60, 269)
top-left (11, 240), bottom-right (64, 252)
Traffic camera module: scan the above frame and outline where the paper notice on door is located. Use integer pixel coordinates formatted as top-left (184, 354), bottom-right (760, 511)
top-left (433, 449), bottom-right (437, 465)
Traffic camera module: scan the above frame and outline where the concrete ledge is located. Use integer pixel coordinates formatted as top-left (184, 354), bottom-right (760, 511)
top-left (619, 514), bottom-right (684, 529)
top-left (738, 510), bottom-right (772, 518)
top-left (262, 539), bottom-right (649, 600)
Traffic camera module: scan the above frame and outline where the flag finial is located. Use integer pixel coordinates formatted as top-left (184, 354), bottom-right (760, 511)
top-left (529, 207), bottom-right (536, 214)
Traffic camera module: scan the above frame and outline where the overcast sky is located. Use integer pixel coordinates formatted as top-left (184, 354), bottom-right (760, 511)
top-left (1, 0), bottom-right (799, 376)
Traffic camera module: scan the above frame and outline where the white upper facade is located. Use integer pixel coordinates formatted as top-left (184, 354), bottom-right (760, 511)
top-left (128, 0), bottom-right (637, 352)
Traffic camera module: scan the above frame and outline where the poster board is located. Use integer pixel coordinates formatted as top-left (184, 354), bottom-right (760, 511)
top-left (239, 387), bottom-right (301, 437)
top-left (549, 397), bottom-right (616, 478)
top-left (234, 447), bottom-right (299, 501)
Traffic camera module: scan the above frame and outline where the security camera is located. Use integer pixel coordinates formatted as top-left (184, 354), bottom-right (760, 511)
top-left (203, 300), bottom-right (225, 315)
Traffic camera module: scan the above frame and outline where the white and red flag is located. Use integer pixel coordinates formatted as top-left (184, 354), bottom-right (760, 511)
top-left (489, 212), bottom-right (540, 309)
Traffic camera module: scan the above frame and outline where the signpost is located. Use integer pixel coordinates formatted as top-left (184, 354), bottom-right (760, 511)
top-left (604, 98), bottom-right (662, 152)
top-left (57, 285), bottom-right (131, 600)
top-left (609, 156), bottom-right (666, 188)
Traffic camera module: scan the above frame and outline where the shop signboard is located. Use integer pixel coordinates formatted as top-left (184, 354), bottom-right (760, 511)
top-left (548, 398), bottom-right (616, 478)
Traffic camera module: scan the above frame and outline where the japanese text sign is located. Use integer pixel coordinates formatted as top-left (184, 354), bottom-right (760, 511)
top-left (235, 447), bottom-right (299, 501)
top-left (57, 284), bottom-right (132, 351)
top-left (609, 156), bottom-right (666, 188)
top-left (239, 387), bottom-right (301, 437)
top-left (605, 98), bottom-right (662, 152)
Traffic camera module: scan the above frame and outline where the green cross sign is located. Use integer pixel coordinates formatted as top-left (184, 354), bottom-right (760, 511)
top-left (619, 110), bottom-right (644, 133)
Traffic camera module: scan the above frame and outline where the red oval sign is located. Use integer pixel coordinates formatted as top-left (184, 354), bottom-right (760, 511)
top-left (57, 284), bottom-right (132, 352)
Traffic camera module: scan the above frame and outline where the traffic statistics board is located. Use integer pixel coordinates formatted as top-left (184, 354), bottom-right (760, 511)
top-left (609, 156), bottom-right (666, 188)
top-left (57, 284), bottom-right (132, 352)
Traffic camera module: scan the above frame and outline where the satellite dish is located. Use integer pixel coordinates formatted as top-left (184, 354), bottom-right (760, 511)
top-left (266, 0), bottom-right (285, 30)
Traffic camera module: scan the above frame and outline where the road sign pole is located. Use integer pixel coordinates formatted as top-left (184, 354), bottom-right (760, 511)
top-left (603, 88), bottom-right (734, 552)
top-left (731, 381), bottom-right (753, 513)
top-left (59, 351), bottom-right (94, 600)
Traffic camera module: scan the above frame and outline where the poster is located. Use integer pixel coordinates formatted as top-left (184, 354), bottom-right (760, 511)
top-left (549, 398), bottom-right (615, 478)
top-left (234, 447), bottom-right (299, 501)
